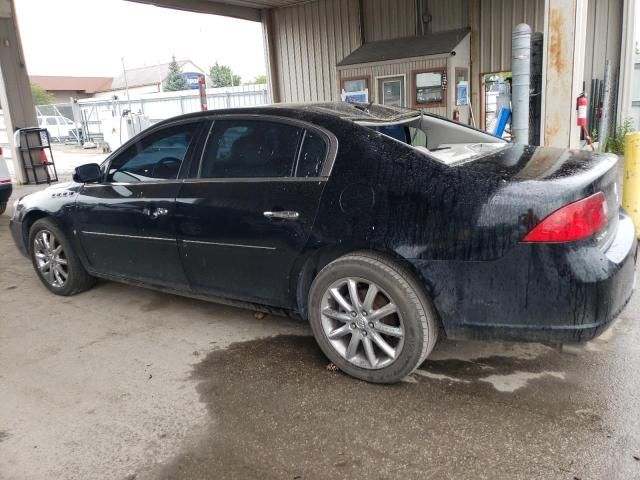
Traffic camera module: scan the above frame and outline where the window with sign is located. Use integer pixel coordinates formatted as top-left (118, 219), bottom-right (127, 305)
top-left (455, 68), bottom-right (469, 106)
top-left (413, 69), bottom-right (446, 108)
top-left (341, 77), bottom-right (370, 103)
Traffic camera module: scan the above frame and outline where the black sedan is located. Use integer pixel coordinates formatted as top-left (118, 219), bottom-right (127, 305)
top-left (10, 103), bottom-right (638, 383)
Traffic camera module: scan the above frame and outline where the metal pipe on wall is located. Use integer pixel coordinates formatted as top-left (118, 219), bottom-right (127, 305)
top-left (598, 60), bottom-right (612, 152)
top-left (512, 23), bottom-right (531, 144)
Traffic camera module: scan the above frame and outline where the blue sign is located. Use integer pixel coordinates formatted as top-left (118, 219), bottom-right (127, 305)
top-left (182, 72), bottom-right (205, 90)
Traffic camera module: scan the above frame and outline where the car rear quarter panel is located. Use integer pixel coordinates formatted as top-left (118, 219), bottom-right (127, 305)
top-left (297, 116), bottom-right (634, 341)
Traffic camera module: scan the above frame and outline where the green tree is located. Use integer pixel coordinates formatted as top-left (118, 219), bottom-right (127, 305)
top-left (31, 83), bottom-right (54, 105)
top-left (208, 62), bottom-right (241, 88)
top-left (163, 56), bottom-right (188, 92)
top-left (252, 74), bottom-right (267, 85)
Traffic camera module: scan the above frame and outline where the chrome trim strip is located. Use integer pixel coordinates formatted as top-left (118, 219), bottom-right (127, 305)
top-left (182, 177), bottom-right (327, 184)
top-left (83, 180), bottom-right (185, 187)
top-left (181, 239), bottom-right (276, 251)
top-left (81, 231), bottom-right (175, 242)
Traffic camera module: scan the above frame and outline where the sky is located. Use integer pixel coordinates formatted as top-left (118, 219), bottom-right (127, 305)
top-left (15, 0), bottom-right (266, 81)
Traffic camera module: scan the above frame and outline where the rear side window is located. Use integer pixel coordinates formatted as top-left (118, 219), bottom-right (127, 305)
top-left (296, 131), bottom-right (327, 177)
top-left (200, 120), bottom-right (302, 178)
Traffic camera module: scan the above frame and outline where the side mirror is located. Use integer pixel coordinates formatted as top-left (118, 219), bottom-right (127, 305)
top-left (73, 163), bottom-right (103, 183)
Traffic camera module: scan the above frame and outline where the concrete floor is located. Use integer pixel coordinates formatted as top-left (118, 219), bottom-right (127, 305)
top-left (1, 183), bottom-right (639, 480)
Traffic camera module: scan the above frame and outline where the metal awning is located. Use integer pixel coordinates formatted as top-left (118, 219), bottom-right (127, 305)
top-left (338, 28), bottom-right (471, 67)
top-left (128, 0), bottom-right (306, 21)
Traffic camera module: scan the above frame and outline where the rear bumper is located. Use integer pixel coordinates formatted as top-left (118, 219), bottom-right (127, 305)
top-left (0, 183), bottom-right (11, 203)
top-left (413, 211), bottom-right (638, 344)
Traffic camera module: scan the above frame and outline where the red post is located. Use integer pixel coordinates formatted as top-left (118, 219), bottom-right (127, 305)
top-left (199, 77), bottom-right (208, 111)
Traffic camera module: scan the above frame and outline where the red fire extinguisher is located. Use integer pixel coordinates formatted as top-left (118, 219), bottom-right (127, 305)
top-left (576, 93), bottom-right (588, 128)
top-left (453, 108), bottom-right (460, 122)
top-left (576, 92), bottom-right (595, 151)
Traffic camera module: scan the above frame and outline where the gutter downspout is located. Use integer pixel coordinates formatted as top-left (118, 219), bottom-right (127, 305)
top-left (358, 0), bottom-right (366, 45)
top-left (616, 0), bottom-right (637, 126)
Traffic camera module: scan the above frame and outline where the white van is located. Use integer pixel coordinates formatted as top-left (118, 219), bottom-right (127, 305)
top-left (38, 116), bottom-right (77, 141)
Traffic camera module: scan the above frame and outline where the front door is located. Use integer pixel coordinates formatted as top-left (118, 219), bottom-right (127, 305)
top-left (378, 76), bottom-right (406, 107)
top-left (75, 120), bottom-right (205, 289)
top-left (176, 117), bottom-right (332, 308)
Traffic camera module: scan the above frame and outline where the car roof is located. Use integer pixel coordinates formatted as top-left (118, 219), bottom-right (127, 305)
top-left (158, 102), bottom-right (422, 127)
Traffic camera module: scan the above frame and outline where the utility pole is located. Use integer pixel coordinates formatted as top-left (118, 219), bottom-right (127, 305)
top-left (121, 57), bottom-right (131, 110)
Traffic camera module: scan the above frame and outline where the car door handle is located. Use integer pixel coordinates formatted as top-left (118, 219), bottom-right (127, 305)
top-left (263, 210), bottom-right (300, 221)
top-left (143, 207), bottom-right (169, 219)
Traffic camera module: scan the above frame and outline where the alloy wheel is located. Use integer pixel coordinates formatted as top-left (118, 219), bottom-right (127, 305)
top-left (33, 230), bottom-right (69, 288)
top-left (320, 277), bottom-right (405, 370)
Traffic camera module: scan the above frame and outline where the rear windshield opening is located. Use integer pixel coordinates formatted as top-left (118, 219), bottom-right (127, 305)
top-left (363, 115), bottom-right (509, 166)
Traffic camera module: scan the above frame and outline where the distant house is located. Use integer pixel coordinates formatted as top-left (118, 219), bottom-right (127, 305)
top-left (94, 60), bottom-right (206, 99)
top-left (30, 76), bottom-right (112, 103)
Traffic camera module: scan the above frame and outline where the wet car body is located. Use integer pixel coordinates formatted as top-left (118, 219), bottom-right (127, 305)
top-left (10, 103), bottom-right (638, 345)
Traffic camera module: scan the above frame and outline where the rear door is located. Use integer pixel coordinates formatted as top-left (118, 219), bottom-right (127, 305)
top-left (75, 119), bottom-right (205, 289)
top-left (176, 116), bottom-right (335, 308)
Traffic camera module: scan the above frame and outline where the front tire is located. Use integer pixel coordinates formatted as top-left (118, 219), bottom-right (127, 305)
top-left (29, 218), bottom-right (95, 296)
top-left (308, 252), bottom-right (438, 384)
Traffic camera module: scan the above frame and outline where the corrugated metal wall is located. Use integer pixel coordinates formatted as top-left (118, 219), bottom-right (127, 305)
top-left (269, 0), bottom-right (622, 116)
top-left (363, 0), bottom-right (415, 42)
top-left (426, 0), bottom-right (468, 33)
top-left (271, 0), bottom-right (361, 103)
top-left (583, 0), bottom-right (622, 98)
top-left (475, 0), bottom-right (545, 74)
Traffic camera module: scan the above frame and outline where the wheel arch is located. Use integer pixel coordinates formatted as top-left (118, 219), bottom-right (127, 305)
top-left (294, 244), bottom-right (437, 322)
top-left (21, 209), bottom-right (50, 253)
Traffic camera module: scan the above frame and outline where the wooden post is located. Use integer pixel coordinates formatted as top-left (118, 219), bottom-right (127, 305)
top-left (541, 0), bottom-right (589, 148)
top-left (0, 0), bottom-right (37, 184)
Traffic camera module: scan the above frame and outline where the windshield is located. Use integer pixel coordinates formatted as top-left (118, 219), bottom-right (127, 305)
top-left (361, 114), bottom-right (509, 166)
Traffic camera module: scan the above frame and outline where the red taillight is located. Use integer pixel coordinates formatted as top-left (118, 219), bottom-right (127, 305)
top-left (522, 192), bottom-right (608, 243)
top-left (0, 146), bottom-right (3, 155)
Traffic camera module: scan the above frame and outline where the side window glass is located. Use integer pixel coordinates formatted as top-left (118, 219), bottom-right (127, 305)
top-left (200, 120), bottom-right (302, 178)
top-left (108, 122), bottom-right (200, 182)
top-left (296, 131), bottom-right (328, 177)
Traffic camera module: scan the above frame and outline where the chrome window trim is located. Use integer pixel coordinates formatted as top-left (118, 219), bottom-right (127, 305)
top-left (195, 114), bottom-right (339, 180)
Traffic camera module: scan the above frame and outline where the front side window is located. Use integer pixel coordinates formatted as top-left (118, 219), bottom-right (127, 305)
top-left (200, 120), bottom-right (302, 178)
top-left (108, 122), bottom-right (200, 183)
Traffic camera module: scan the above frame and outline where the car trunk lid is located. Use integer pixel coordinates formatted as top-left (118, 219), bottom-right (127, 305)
top-left (464, 144), bottom-right (621, 246)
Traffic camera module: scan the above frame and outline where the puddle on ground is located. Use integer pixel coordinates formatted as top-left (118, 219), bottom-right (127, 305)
top-left (478, 371), bottom-right (565, 392)
top-left (148, 335), bottom-right (610, 480)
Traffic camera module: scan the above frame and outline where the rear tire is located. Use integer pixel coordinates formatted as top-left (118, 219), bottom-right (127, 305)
top-left (29, 218), bottom-right (95, 296)
top-left (308, 251), bottom-right (438, 384)
top-left (0, 202), bottom-right (6, 215)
